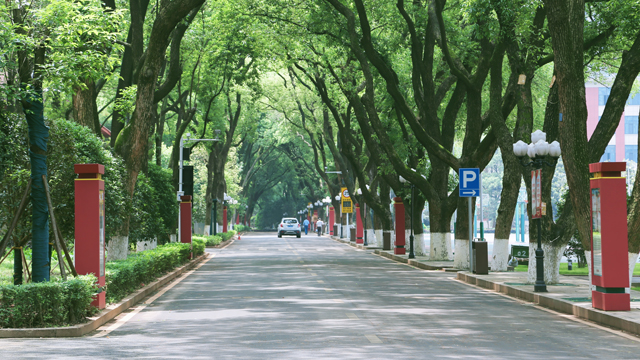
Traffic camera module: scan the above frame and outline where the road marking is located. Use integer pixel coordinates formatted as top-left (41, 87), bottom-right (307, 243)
top-left (299, 261), bottom-right (304, 263)
top-left (333, 299), bottom-right (344, 303)
top-left (311, 273), bottom-right (318, 276)
top-left (346, 313), bottom-right (359, 320)
top-left (317, 280), bottom-right (324, 283)
top-left (325, 288), bottom-right (333, 292)
top-left (365, 334), bottom-right (382, 343)
top-left (92, 253), bottom-right (215, 338)
top-left (258, 248), bottom-right (267, 251)
top-left (451, 278), bottom-right (640, 343)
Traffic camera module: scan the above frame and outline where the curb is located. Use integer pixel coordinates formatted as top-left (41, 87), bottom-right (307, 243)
top-left (0, 253), bottom-right (209, 338)
top-left (456, 272), bottom-right (640, 337)
top-left (373, 250), bottom-right (459, 271)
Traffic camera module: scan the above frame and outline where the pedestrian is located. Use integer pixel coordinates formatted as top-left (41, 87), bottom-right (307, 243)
top-left (303, 218), bottom-right (310, 235)
top-left (316, 219), bottom-right (324, 236)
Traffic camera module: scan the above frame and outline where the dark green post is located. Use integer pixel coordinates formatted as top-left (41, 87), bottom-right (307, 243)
top-left (213, 199), bottom-right (218, 235)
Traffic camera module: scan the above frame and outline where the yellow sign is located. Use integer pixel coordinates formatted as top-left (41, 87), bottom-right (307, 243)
top-left (341, 187), bottom-right (353, 213)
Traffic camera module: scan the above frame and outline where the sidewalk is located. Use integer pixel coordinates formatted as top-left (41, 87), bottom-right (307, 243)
top-left (330, 235), bottom-right (640, 337)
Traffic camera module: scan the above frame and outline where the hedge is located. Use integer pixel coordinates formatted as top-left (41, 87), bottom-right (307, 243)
top-left (192, 237), bottom-right (205, 256)
top-left (0, 242), bottom-right (202, 328)
top-left (220, 230), bottom-right (236, 241)
top-left (0, 275), bottom-right (97, 328)
top-left (105, 242), bottom-right (191, 304)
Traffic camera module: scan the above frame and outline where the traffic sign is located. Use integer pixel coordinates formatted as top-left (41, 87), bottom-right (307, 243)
top-left (459, 168), bottom-right (480, 197)
top-left (341, 187), bottom-right (353, 213)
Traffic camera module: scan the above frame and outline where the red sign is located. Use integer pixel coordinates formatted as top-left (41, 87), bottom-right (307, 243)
top-left (531, 169), bottom-right (541, 219)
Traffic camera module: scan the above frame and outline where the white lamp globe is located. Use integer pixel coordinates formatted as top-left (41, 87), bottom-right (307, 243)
top-left (356, 188), bottom-right (362, 195)
top-left (335, 195), bottom-right (341, 201)
top-left (399, 175), bottom-right (407, 183)
top-left (527, 143), bottom-right (536, 158)
top-left (513, 140), bottom-right (528, 157)
top-left (549, 141), bottom-right (561, 157)
top-left (534, 140), bottom-right (549, 156)
top-left (531, 130), bottom-right (546, 144)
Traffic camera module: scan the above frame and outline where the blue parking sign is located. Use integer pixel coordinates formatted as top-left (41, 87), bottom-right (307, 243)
top-left (459, 168), bottom-right (480, 197)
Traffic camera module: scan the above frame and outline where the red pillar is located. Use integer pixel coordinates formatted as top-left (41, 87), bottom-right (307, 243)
top-left (329, 207), bottom-right (335, 235)
top-left (74, 163), bottom-right (106, 309)
top-left (223, 204), bottom-right (228, 232)
top-left (314, 210), bottom-right (318, 229)
top-left (236, 212), bottom-right (240, 225)
top-left (394, 197), bottom-right (406, 255)
top-left (180, 195), bottom-right (192, 259)
top-left (356, 204), bottom-right (364, 244)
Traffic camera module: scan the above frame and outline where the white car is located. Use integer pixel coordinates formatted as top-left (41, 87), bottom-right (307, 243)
top-left (278, 218), bottom-right (301, 238)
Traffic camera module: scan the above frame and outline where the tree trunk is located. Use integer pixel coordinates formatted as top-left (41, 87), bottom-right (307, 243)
top-left (72, 78), bottom-right (102, 136)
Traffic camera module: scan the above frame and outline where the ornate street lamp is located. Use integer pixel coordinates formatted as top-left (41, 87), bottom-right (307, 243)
top-left (399, 176), bottom-right (415, 259)
top-left (335, 194), bottom-right (342, 238)
top-left (513, 130), bottom-right (561, 292)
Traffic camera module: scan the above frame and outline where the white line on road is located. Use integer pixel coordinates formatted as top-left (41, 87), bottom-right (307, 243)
top-left (346, 313), bottom-right (359, 320)
top-left (365, 334), bottom-right (382, 343)
top-left (92, 253), bottom-right (216, 338)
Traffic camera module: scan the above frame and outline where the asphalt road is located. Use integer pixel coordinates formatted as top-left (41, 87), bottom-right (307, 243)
top-left (1, 232), bottom-right (639, 359)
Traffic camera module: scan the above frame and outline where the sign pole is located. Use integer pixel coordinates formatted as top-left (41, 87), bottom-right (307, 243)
top-left (469, 197), bottom-right (473, 273)
top-left (479, 171), bottom-right (484, 241)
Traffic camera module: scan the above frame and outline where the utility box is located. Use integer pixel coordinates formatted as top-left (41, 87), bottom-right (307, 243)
top-left (74, 163), bottom-right (106, 309)
top-left (590, 162), bottom-right (630, 311)
top-left (350, 227), bottom-right (356, 242)
top-left (472, 241), bottom-right (488, 275)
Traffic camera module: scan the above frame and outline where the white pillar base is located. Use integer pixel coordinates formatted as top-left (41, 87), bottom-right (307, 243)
top-left (204, 225), bottom-right (211, 236)
top-left (430, 232), bottom-right (452, 261)
top-left (365, 229), bottom-right (376, 246)
top-left (454, 239), bottom-right (469, 270)
top-left (491, 238), bottom-right (510, 271)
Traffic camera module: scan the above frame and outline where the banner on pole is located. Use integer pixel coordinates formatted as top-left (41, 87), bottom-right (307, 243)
top-left (532, 169), bottom-right (542, 219)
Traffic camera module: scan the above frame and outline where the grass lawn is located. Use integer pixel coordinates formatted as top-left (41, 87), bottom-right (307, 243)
top-left (0, 249), bottom-right (65, 286)
top-left (515, 262), bottom-right (640, 276)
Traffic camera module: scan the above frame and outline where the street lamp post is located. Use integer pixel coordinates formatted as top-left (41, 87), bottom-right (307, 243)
top-left (513, 130), bottom-right (561, 293)
top-left (356, 188), bottom-right (369, 246)
top-left (211, 199), bottom-right (218, 235)
top-left (335, 194), bottom-right (342, 238)
top-left (399, 176), bottom-right (415, 259)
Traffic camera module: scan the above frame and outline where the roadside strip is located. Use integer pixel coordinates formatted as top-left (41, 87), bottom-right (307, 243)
top-left (456, 272), bottom-right (640, 339)
top-left (365, 242), bottom-right (640, 340)
top-left (0, 250), bottom-right (217, 338)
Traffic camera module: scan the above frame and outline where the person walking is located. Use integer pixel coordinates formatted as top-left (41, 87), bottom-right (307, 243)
top-left (303, 218), bottom-right (310, 235)
top-left (316, 219), bottom-right (324, 236)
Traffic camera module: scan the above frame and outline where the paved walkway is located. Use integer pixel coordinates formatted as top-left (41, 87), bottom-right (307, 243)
top-left (1, 232), bottom-right (639, 359)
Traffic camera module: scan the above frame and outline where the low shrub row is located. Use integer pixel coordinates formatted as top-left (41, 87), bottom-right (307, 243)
top-left (192, 237), bottom-right (205, 256)
top-left (105, 242), bottom-right (191, 304)
top-left (0, 275), bottom-right (97, 328)
top-left (0, 240), bottom-right (205, 329)
top-left (220, 230), bottom-right (236, 241)
top-left (234, 224), bottom-right (250, 232)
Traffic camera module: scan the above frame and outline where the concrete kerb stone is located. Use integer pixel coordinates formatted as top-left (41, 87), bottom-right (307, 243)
top-left (456, 272), bottom-right (640, 338)
top-left (0, 253), bottom-right (210, 338)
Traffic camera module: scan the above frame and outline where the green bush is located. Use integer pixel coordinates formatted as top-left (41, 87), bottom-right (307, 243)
top-left (234, 224), bottom-right (250, 233)
top-left (105, 243), bottom-right (191, 304)
top-left (0, 275), bottom-right (97, 328)
top-left (220, 231), bottom-right (236, 241)
top-left (192, 237), bottom-right (205, 256)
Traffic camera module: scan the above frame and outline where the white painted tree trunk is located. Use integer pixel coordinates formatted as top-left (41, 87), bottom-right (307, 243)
top-left (107, 235), bottom-right (128, 261)
top-left (375, 230), bottom-right (383, 247)
top-left (341, 225), bottom-right (348, 239)
top-left (585, 250), bottom-right (592, 290)
top-left (527, 242), bottom-right (564, 284)
top-left (629, 252), bottom-right (639, 287)
top-left (454, 239), bottom-right (469, 270)
top-left (412, 232), bottom-right (426, 256)
top-left (169, 234), bottom-right (177, 243)
top-left (491, 238), bottom-right (510, 271)
top-left (204, 225), bottom-right (210, 236)
top-left (365, 229), bottom-right (376, 246)
top-left (430, 232), bottom-right (452, 261)
top-left (136, 238), bottom-right (157, 252)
